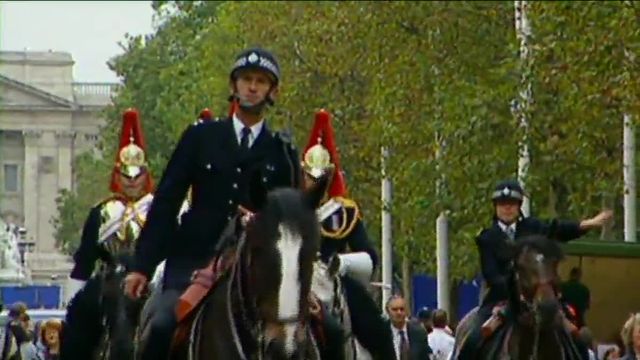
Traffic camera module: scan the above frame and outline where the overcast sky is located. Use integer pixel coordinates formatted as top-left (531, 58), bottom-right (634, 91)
top-left (0, 1), bottom-right (155, 83)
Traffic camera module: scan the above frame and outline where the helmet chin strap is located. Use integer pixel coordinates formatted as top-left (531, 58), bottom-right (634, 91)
top-left (231, 93), bottom-right (274, 116)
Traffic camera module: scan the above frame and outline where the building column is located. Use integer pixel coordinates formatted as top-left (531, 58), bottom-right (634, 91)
top-left (22, 130), bottom-right (42, 247)
top-left (55, 131), bottom-right (75, 191)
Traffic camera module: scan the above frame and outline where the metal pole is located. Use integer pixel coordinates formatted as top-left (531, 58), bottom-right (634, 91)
top-left (434, 130), bottom-right (450, 312)
top-left (624, 113), bottom-right (637, 243)
top-left (381, 146), bottom-right (393, 308)
top-left (515, 0), bottom-right (532, 216)
top-left (436, 213), bottom-right (450, 313)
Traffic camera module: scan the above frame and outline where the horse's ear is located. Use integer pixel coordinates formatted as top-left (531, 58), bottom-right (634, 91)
top-left (249, 169), bottom-right (268, 211)
top-left (304, 173), bottom-right (329, 209)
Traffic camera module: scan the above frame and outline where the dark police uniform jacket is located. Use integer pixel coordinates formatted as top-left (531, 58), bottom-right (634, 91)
top-left (318, 197), bottom-right (379, 270)
top-left (477, 216), bottom-right (586, 308)
top-left (131, 117), bottom-right (300, 290)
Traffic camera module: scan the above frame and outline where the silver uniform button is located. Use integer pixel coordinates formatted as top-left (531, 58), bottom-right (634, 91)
top-left (228, 200), bottom-right (233, 205)
top-left (236, 167), bottom-right (242, 173)
top-left (233, 183), bottom-right (238, 189)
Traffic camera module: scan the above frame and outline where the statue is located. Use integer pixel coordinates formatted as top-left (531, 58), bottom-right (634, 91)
top-left (0, 218), bottom-right (27, 283)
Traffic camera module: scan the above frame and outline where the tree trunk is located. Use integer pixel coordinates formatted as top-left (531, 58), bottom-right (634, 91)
top-left (402, 255), bottom-right (412, 313)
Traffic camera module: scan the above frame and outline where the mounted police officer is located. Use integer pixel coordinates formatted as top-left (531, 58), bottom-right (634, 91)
top-left (123, 47), bottom-right (301, 360)
top-left (303, 110), bottom-right (396, 359)
top-left (61, 109), bottom-right (180, 359)
top-left (456, 179), bottom-right (612, 359)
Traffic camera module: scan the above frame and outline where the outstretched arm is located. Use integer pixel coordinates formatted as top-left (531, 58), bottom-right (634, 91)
top-left (532, 210), bottom-right (613, 242)
top-left (346, 219), bottom-right (379, 271)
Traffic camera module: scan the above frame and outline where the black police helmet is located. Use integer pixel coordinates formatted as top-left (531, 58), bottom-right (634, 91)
top-left (230, 47), bottom-right (280, 86)
top-left (492, 179), bottom-right (524, 203)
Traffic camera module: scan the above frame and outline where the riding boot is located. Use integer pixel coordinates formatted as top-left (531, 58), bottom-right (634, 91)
top-left (60, 277), bottom-right (105, 360)
top-left (312, 304), bottom-right (346, 360)
top-left (342, 275), bottom-right (396, 360)
top-left (137, 289), bottom-right (180, 360)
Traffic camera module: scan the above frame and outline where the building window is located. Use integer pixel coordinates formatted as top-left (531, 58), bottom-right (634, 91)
top-left (3, 164), bottom-right (19, 193)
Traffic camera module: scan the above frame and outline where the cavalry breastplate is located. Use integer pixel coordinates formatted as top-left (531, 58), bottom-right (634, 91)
top-left (98, 197), bottom-right (149, 256)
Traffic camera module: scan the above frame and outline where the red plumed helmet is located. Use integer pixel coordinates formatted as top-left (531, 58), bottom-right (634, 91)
top-left (302, 109), bottom-right (347, 198)
top-left (109, 108), bottom-right (153, 194)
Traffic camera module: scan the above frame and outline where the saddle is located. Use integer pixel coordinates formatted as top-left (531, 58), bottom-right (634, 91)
top-left (171, 215), bottom-right (245, 348)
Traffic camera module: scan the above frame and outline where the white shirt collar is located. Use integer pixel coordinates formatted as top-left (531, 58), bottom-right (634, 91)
top-left (232, 113), bottom-right (264, 148)
top-left (498, 221), bottom-right (516, 234)
top-left (391, 323), bottom-right (408, 336)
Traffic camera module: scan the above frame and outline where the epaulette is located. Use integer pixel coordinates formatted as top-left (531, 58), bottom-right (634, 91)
top-left (321, 197), bottom-right (360, 240)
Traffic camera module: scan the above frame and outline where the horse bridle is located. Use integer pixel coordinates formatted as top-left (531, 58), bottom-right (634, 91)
top-left (513, 252), bottom-right (560, 360)
top-left (225, 226), bottom-right (307, 360)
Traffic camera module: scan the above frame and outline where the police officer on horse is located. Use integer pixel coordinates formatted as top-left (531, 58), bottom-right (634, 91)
top-left (123, 47), bottom-right (301, 360)
top-left (302, 110), bottom-right (396, 359)
top-left (456, 179), bottom-right (612, 359)
top-left (61, 109), bottom-right (159, 359)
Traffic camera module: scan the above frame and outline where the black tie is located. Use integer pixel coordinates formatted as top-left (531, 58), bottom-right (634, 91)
top-left (399, 330), bottom-right (410, 360)
top-left (240, 127), bottom-right (251, 151)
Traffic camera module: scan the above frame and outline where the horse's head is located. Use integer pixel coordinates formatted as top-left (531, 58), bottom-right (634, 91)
top-left (513, 235), bottom-right (564, 327)
top-left (240, 175), bottom-right (326, 358)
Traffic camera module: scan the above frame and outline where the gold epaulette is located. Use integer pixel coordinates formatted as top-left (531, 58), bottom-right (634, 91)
top-left (321, 197), bottom-right (361, 240)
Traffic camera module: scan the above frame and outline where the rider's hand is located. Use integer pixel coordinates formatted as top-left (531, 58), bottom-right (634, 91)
top-left (580, 209), bottom-right (613, 230)
top-left (124, 272), bottom-right (148, 300)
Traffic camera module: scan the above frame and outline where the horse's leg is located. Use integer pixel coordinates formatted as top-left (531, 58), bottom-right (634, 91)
top-left (137, 289), bottom-right (181, 360)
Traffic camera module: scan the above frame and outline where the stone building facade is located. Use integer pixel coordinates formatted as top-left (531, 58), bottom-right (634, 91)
top-left (0, 50), bottom-right (117, 282)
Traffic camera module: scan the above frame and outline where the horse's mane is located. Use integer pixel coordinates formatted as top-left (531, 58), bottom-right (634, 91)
top-left (515, 234), bottom-right (565, 261)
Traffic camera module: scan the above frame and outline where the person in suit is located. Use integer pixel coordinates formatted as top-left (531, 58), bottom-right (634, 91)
top-left (385, 295), bottom-right (432, 360)
top-left (123, 47), bottom-right (301, 360)
top-left (457, 179), bottom-right (612, 359)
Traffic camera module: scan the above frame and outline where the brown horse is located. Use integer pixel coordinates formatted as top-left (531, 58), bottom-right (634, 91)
top-left (452, 235), bottom-right (587, 360)
top-left (168, 182), bottom-right (325, 360)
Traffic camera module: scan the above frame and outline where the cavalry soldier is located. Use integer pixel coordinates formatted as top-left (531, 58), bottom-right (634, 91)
top-left (124, 47), bottom-right (301, 360)
top-left (303, 109), bottom-right (396, 359)
top-left (61, 109), bottom-right (155, 359)
top-left (456, 179), bottom-right (612, 359)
